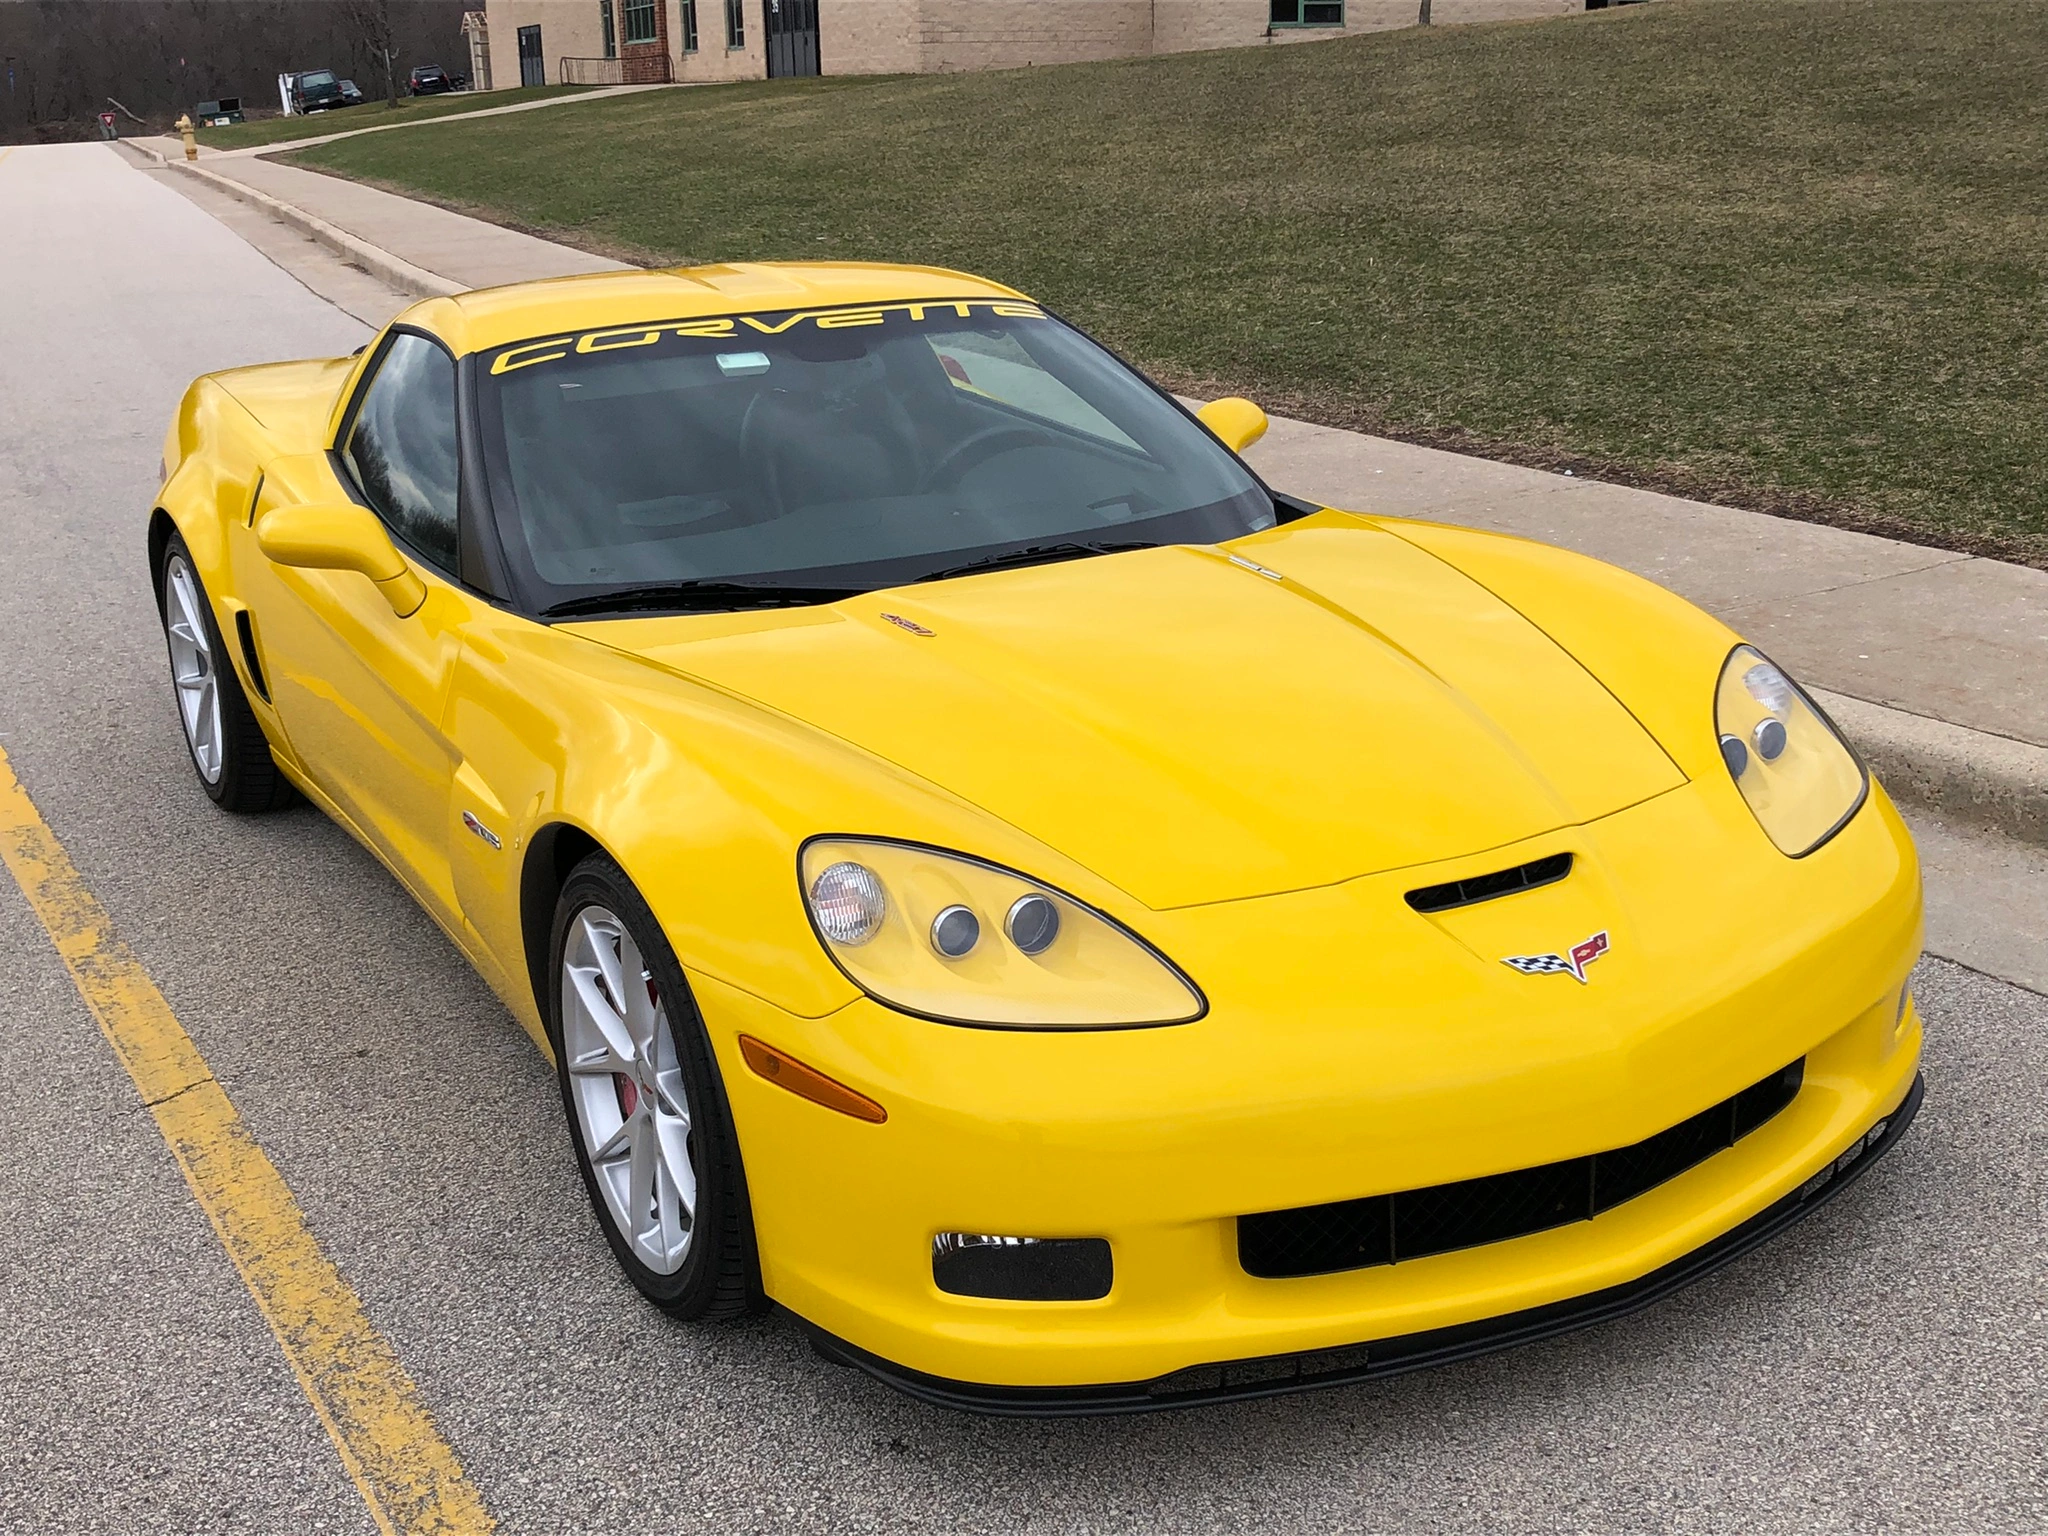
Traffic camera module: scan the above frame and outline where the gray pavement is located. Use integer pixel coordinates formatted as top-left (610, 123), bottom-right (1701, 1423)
top-left (3, 141), bottom-right (2046, 1533)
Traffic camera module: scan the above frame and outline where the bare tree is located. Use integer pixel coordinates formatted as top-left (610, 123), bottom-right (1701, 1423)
top-left (1418, 0), bottom-right (1433, 23)
top-left (342, 0), bottom-right (402, 107)
top-left (0, 1), bottom-right (468, 144)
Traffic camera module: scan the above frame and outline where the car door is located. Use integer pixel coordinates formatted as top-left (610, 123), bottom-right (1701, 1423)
top-left (252, 330), bottom-right (476, 923)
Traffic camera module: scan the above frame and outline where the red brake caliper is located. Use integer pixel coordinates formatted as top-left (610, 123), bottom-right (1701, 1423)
top-left (614, 973), bottom-right (660, 1120)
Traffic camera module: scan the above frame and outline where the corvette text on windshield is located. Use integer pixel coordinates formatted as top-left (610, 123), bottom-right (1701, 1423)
top-left (489, 299), bottom-right (1049, 377)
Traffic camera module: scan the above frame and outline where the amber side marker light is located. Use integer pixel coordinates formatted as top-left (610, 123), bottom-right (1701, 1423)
top-left (738, 1035), bottom-right (888, 1124)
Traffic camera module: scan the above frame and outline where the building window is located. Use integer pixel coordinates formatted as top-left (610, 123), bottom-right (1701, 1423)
top-left (1270, 0), bottom-right (1344, 23)
top-left (600, 0), bottom-right (617, 57)
top-left (725, 0), bottom-right (745, 48)
top-left (681, 0), bottom-right (700, 51)
top-left (623, 0), bottom-right (659, 44)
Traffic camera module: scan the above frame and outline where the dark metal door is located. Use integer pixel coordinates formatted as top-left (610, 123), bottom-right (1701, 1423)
top-left (764, 0), bottom-right (819, 77)
top-left (518, 25), bottom-right (545, 87)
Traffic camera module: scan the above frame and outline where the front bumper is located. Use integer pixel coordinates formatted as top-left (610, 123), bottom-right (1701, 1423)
top-left (701, 782), bottom-right (1925, 1402)
top-left (805, 1072), bottom-right (1923, 1414)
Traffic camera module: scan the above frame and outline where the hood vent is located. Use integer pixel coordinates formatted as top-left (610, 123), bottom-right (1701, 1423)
top-left (1405, 851), bottom-right (1573, 915)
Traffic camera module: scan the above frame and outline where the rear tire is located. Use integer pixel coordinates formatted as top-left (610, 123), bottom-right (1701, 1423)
top-left (156, 533), bottom-right (295, 812)
top-left (548, 852), bottom-right (761, 1319)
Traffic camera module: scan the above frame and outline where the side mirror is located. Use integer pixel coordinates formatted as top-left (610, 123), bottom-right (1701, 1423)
top-left (256, 503), bottom-right (426, 617)
top-left (1196, 396), bottom-right (1268, 455)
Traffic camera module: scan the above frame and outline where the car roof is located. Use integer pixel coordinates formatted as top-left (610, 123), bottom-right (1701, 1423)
top-left (402, 261), bottom-right (1030, 357)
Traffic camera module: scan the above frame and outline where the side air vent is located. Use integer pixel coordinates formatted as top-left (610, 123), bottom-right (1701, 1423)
top-left (1405, 851), bottom-right (1573, 914)
top-left (233, 609), bottom-right (270, 703)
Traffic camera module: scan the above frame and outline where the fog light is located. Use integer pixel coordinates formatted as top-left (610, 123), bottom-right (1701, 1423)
top-left (931, 1233), bottom-right (1113, 1300)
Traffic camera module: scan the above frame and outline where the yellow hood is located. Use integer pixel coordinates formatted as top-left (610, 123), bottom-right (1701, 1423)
top-left (577, 516), bottom-right (1685, 908)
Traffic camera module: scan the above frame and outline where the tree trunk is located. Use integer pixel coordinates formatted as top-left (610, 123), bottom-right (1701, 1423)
top-left (1418, 0), bottom-right (1432, 22)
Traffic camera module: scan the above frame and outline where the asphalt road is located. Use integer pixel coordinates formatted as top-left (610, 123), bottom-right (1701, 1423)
top-left (2, 140), bottom-right (2045, 1535)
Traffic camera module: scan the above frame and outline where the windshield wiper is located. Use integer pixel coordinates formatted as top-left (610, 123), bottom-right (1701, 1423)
top-left (542, 580), bottom-right (862, 619)
top-left (916, 540), bottom-right (1158, 585)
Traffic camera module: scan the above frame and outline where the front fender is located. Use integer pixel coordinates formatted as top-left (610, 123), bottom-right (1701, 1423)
top-left (451, 611), bottom-right (1176, 1034)
top-left (1379, 518), bottom-right (1744, 784)
top-left (153, 376), bottom-right (263, 590)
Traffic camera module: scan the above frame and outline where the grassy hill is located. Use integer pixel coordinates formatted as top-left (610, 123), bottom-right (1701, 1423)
top-left (288, 0), bottom-right (2048, 565)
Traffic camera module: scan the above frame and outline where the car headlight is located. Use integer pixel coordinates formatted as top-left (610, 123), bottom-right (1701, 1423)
top-left (1714, 645), bottom-right (1867, 856)
top-left (799, 837), bottom-right (1205, 1029)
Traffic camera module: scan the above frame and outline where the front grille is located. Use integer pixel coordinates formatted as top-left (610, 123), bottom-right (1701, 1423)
top-left (1405, 852), bottom-right (1573, 914)
top-left (1239, 1059), bottom-right (1805, 1280)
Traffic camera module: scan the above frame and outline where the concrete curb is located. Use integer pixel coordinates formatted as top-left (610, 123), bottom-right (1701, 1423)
top-left (158, 150), bottom-right (462, 300)
top-left (1814, 688), bottom-right (2048, 851)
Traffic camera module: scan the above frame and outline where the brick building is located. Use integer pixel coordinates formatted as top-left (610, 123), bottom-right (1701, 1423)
top-left (486, 0), bottom-right (1578, 87)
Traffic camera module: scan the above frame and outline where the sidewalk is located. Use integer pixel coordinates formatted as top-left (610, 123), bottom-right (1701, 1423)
top-left (146, 141), bottom-right (2048, 849)
top-left (181, 155), bottom-right (627, 291)
top-left (129, 83), bottom-right (671, 164)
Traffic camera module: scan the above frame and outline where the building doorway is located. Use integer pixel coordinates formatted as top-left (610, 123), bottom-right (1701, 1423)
top-left (518, 24), bottom-right (545, 86)
top-left (764, 0), bottom-right (819, 77)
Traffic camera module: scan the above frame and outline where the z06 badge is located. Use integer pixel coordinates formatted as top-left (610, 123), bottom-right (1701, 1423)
top-left (1503, 930), bottom-right (1611, 983)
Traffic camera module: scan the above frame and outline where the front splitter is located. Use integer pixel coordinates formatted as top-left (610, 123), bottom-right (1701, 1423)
top-left (803, 1073), bottom-right (1925, 1416)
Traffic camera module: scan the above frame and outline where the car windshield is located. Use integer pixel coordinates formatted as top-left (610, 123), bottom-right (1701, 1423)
top-left (476, 298), bottom-right (1276, 614)
top-left (301, 70), bottom-right (336, 87)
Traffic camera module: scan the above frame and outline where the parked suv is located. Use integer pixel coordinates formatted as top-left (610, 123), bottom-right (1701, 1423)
top-left (283, 68), bottom-right (347, 113)
top-left (408, 64), bottom-right (457, 95)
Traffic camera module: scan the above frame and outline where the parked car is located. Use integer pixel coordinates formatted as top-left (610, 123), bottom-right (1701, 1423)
top-left (408, 64), bottom-right (457, 95)
top-left (339, 79), bottom-right (365, 106)
top-left (148, 261), bottom-right (1922, 1413)
top-left (280, 68), bottom-right (347, 114)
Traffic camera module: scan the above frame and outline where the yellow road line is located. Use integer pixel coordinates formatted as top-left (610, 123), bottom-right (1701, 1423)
top-left (0, 744), bottom-right (494, 1536)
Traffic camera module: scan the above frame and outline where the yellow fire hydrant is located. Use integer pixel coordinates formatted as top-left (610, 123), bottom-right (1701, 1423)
top-left (176, 112), bottom-right (197, 161)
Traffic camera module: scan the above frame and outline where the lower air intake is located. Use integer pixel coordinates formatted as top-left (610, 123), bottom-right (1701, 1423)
top-left (1239, 1059), bottom-right (1805, 1280)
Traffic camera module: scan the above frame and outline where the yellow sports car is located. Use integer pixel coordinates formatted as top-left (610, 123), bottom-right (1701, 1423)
top-left (151, 262), bottom-right (1923, 1412)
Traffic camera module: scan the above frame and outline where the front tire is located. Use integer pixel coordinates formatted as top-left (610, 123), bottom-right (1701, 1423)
top-left (156, 533), bottom-right (295, 812)
top-left (548, 853), bottom-right (761, 1319)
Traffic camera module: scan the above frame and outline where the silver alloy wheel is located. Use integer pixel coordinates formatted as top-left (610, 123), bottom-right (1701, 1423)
top-left (562, 905), bottom-right (697, 1274)
top-left (163, 554), bottom-right (223, 785)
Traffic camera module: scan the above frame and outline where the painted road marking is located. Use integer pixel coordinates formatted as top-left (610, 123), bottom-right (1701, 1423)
top-left (0, 744), bottom-right (494, 1536)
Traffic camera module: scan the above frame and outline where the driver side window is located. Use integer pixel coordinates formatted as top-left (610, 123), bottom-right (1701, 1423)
top-left (343, 333), bottom-right (460, 573)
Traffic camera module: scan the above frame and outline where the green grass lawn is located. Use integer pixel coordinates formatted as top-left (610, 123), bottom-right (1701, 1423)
top-left (288, 0), bottom-right (2048, 565)
top-left (200, 86), bottom-right (590, 151)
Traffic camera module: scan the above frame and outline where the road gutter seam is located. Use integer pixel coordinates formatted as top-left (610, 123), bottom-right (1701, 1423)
top-left (155, 150), bottom-right (463, 299)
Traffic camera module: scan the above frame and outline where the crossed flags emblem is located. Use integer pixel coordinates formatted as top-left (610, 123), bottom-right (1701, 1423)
top-left (1502, 930), bottom-right (1611, 984)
